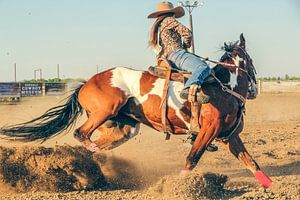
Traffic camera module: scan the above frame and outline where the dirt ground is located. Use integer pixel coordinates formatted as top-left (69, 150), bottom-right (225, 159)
top-left (0, 92), bottom-right (299, 199)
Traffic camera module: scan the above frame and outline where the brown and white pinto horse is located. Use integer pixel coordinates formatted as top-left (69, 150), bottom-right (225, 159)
top-left (0, 34), bottom-right (272, 188)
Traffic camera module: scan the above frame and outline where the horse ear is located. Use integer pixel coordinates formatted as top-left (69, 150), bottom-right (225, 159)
top-left (239, 33), bottom-right (246, 49)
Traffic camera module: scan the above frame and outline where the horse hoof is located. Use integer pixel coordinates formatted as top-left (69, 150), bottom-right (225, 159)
top-left (85, 142), bottom-right (100, 153)
top-left (180, 169), bottom-right (190, 176)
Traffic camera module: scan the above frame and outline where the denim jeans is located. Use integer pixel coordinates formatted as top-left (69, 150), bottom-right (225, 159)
top-left (168, 49), bottom-right (211, 89)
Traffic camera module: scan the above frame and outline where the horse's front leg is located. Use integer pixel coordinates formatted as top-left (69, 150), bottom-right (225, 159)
top-left (182, 119), bottom-right (221, 174)
top-left (223, 134), bottom-right (272, 188)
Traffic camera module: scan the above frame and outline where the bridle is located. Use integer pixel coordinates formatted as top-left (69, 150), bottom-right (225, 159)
top-left (201, 46), bottom-right (256, 84)
top-left (198, 44), bottom-right (257, 104)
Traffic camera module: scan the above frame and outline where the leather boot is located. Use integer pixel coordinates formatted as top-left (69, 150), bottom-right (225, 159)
top-left (180, 87), bottom-right (210, 104)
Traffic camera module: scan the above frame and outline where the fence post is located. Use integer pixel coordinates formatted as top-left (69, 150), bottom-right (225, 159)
top-left (42, 83), bottom-right (46, 96)
top-left (257, 80), bottom-right (261, 95)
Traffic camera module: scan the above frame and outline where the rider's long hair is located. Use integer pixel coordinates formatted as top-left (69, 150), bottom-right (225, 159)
top-left (148, 13), bottom-right (173, 48)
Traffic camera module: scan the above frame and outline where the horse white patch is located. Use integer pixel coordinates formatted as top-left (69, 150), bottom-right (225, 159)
top-left (166, 81), bottom-right (190, 127)
top-left (228, 56), bottom-right (242, 90)
top-left (228, 68), bottom-right (239, 90)
top-left (110, 67), bottom-right (190, 127)
top-left (110, 67), bottom-right (144, 96)
top-left (233, 55), bottom-right (241, 67)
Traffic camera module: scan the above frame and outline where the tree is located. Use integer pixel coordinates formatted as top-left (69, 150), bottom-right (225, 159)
top-left (285, 74), bottom-right (290, 80)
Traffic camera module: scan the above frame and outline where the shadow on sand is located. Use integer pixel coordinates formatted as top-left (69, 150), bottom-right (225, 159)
top-left (227, 161), bottom-right (300, 178)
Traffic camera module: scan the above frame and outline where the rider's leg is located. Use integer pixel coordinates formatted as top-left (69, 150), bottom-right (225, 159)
top-left (168, 49), bottom-right (211, 104)
top-left (180, 61), bottom-right (211, 104)
top-left (168, 49), bottom-right (216, 151)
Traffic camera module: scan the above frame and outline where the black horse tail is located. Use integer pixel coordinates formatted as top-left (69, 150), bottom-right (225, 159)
top-left (0, 85), bottom-right (84, 142)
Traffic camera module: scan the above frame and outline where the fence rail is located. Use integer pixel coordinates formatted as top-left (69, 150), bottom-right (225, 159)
top-left (257, 80), bottom-right (300, 93)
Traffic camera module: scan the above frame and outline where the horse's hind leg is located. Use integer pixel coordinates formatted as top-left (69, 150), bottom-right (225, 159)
top-left (223, 135), bottom-right (272, 188)
top-left (93, 115), bottom-right (140, 150)
top-left (75, 95), bottom-right (128, 152)
top-left (74, 110), bottom-right (113, 152)
top-left (74, 76), bottom-right (129, 152)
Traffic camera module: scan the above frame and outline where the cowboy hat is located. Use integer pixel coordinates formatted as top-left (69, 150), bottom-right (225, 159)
top-left (148, 1), bottom-right (185, 18)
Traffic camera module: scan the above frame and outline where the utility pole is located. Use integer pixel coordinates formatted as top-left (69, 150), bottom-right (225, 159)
top-left (96, 65), bottom-right (99, 73)
top-left (34, 69), bottom-right (42, 81)
top-left (40, 69), bottom-right (42, 80)
top-left (178, 1), bottom-right (204, 54)
top-left (14, 63), bottom-right (17, 82)
top-left (57, 64), bottom-right (60, 80)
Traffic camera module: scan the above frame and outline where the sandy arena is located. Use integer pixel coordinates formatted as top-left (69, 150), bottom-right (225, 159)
top-left (0, 92), bottom-right (299, 199)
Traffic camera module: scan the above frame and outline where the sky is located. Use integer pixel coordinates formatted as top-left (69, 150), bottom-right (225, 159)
top-left (0, 0), bottom-right (299, 81)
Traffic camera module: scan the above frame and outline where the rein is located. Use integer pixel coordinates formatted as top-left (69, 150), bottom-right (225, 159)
top-left (198, 55), bottom-right (248, 73)
top-left (198, 46), bottom-right (256, 105)
top-left (197, 56), bottom-right (247, 105)
top-left (211, 73), bottom-right (246, 105)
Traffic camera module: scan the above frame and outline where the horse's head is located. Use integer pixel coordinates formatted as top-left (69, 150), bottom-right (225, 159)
top-left (220, 33), bottom-right (258, 99)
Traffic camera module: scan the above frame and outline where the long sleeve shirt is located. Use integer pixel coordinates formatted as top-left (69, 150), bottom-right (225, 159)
top-left (156, 16), bottom-right (192, 58)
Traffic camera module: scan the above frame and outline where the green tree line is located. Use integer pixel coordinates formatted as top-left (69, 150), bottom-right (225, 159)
top-left (22, 78), bottom-right (86, 83)
top-left (258, 74), bottom-right (300, 81)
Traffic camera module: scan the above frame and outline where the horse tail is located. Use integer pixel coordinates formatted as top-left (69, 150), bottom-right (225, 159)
top-left (0, 84), bottom-right (84, 142)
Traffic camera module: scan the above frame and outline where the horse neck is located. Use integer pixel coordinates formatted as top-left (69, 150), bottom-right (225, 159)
top-left (214, 66), bottom-right (249, 98)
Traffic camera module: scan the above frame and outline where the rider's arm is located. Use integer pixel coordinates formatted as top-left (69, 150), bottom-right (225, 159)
top-left (173, 19), bottom-right (192, 48)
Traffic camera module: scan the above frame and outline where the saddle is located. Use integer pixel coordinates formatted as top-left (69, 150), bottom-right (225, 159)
top-left (149, 58), bottom-right (215, 140)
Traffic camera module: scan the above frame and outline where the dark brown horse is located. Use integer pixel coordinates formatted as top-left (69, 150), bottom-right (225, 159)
top-left (0, 34), bottom-right (272, 188)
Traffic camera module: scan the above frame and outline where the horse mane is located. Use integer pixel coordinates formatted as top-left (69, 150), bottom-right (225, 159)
top-left (221, 41), bottom-right (239, 53)
top-left (213, 41), bottom-right (240, 82)
top-left (219, 41), bottom-right (239, 63)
